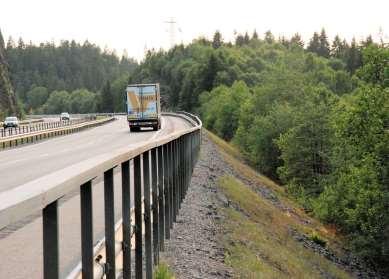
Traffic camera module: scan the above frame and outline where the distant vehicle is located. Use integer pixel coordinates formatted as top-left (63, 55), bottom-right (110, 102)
top-left (60, 112), bottom-right (70, 121)
top-left (3, 116), bottom-right (19, 128)
top-left (126, 83), bottom-right (161, 132)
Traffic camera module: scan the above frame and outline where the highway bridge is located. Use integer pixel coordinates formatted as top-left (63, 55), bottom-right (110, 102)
top-left (0, 112), bottom-right (201, 279)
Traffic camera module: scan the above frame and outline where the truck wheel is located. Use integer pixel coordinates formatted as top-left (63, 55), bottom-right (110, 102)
top-left (130, 127), bottom-right (138, 132)
top-left (152, 125), bottom-right (158, 131)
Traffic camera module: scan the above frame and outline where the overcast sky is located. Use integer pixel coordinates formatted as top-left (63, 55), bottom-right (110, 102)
top-left (1, 0), bottom-right (388, 61)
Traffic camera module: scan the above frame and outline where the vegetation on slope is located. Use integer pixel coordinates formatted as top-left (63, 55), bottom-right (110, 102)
top-left (153, 263), bottom-right (175, 279)
top-left (0, 29), bottom-right (19, 119)
top-left (130, 30), bottom-right (388, 270)
top-left (208, 130), bottom-right (376, 278)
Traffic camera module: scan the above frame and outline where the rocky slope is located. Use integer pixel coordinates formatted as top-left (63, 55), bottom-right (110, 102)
top-left (0, 28), bottom-right (18, 120)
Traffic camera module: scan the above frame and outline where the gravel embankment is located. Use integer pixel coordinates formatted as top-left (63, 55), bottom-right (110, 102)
top-left (161, 134), bottom-right (233, 278)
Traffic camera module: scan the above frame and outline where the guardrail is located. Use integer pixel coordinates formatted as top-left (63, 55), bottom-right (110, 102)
top-left (0, 116), bottom-right (96, 138)
top-left (0, 117), bottom-right (113, 150)
top-left (0, 112), bottom-right (202, 279)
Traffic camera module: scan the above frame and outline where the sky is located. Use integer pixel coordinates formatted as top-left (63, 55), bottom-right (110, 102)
top-left (1, 0), bottom-right (388, 61)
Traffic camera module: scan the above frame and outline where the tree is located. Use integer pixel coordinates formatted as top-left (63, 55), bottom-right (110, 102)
top-left (276, 87), bottom-right (335, 206)
top-left (201, 53), bottom-right (219, 92)
top-left (43, 90), bottom-right (71, 113)
top-left (357, 44), bottom-right (389, 87)
top-left (252, 29), bottom-right (258, 40)
top-left (243, 32), bottom-right (250, 44)
top-left (212, 30), bottom-right (223, 49)
top-left (331, 35), bottom-right (346, 58)
top-left (264, 30), bottom-right (274, 44)
top-left (26, 86), bottom-right (48, 111)
top-left (318, 28), bottom-right (330, 58)
top-left (100, 81), bottom-right (114, 112)
top-left (290, 33), bottom-right (304, 48)
top-left (69, 89), bottom-right (97, 113)
top-left (6, 36), bottom-right (15, 49)
top-left (346, 38), bottom-right (362, 73)
top-left (361, 35), bottom-right (374, 47)
top-left (279, 36), bottom-right (289, 48)
top-left (0, 28), bottom-right (4, 50)
top-left (307, 32), bottom-right (320, 55)
top-left (235, 34), bottom-right (245, 46)
top-left (315, 85), bottom-right (389, 263)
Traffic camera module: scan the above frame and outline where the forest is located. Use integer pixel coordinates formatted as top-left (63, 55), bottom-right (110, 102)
top-left (129, 29), bottom-right (389, 270)
top-left (2, 33), bottom-right (137, 114)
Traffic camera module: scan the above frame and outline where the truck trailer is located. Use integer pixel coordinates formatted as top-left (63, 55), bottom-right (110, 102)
top-left (126, 83), bottom-right (161, 132)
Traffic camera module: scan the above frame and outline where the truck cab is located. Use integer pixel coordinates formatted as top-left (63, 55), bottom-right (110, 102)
top-left (126, 83), bottom-right (161, 132)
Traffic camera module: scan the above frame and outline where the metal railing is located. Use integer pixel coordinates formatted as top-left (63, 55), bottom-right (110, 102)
top-left (0, 116), bottom-right (114, 150)
top-left (0, 116), bottom-right (96, 138)
top-left (0, 112), bottom-right (201, 279)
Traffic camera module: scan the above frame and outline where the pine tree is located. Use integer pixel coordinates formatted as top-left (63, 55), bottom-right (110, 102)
top-left (0, 28), bottom-right (4, 50)
top-left (346, 38), bottom-right (362, 73)
top-left (243, 32), bottom-right (250, 44)
top-left (235, 34), bottom-right (245, 47)
top-left (361, 35), bottom-right (374, 47)
top-left (212, 30), bottom-right (222, 49)
top-left (331, 35), bottom-right (344, 58)
top-left (318, 28), bottom-right (330, 58)
top-left (279, 36), bottom-right (289, 48)
top-left (202, 53), bottom-right (218, 91)
top-left (252, 29), bottom-right (258, 40)
top-left (290, 33), bottom-right (304, 48)
top-left (6, 36), bottom-right (15, 49)
top-left (100, 81), bottom-right (114, 112)
top-left (307, 32), bottom-right (320, 55)
top-left (264, 30), bottom-right (274, 44)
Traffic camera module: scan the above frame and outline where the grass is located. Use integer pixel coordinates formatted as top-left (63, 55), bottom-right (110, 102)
top-left (153, 263), bottom-right (175, 279)
top-left (219, 176), bottom-right (351, 279)
top-left (205, 130), bottom-right (352, 278)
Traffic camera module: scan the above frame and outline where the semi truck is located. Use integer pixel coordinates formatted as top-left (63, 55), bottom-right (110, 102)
top-left (126, 83), bottom-right (161, 132)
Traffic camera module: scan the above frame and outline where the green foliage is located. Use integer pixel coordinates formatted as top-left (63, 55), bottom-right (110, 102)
top-left (5, 38), bottom-right (136, 105)
top-left (43, 90), bottom-right (71, 114)
top-left (276, 87), bottom-right (335, 206)
top-left (314, 85), bottom-right (389, 262)
top-left (69, 89), bottom-right (97, 113)
top-left (153, 263), bottom-right (175, 279)
top-left (357, 45), bottom-right (389, 87)
top-left (309, 232), bottom-right (327, 247)
top-left (200, 81), bottom-right (250, 140)
top-left (26, 86), bottom-right (48, 111)
top-left (100, 81), bottom-right (114, 112)
top-left (0, 29), bottom-right (20, 119)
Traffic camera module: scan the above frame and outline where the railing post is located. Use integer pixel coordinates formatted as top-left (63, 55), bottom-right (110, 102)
top-left (169, 142), bottom-right (174, 228)
top-left (43, 200), bottom-right (59, 279)
top-left (157, 145), bottom-right (165, 251)
top-left (172, 140), bottom-right (177, 223)
top-left (104, 168), bottom-right (116, 279)
top-left (151, 148), bottom-right (159, 265)
top-left (143, 151), bottom-right (153, 278)
top-left (134, 155), bottom-right (143, 279)
top-left (80, 181), bottom-right (93, 279)
top-left (121, 160), bottom-right (131, 279)
top-left (163, 144), bottom-right (170, 239)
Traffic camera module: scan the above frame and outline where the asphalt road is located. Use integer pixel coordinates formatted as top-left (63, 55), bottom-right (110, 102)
top-left (0, 115), bottom-right (192, 279)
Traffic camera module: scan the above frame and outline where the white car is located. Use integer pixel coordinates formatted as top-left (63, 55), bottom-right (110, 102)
top-left (3, 116), bottom-right (19, 128)
top-left (60, 112), bottom-right (70, 121)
